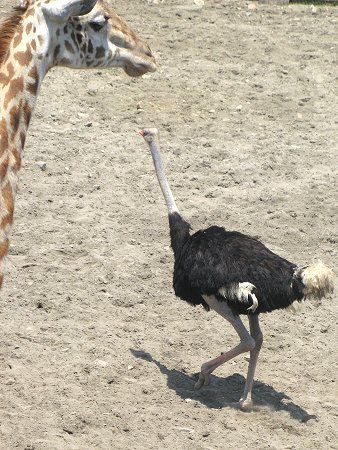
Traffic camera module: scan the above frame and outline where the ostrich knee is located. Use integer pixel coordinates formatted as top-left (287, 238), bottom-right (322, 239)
top-left (241, 335), bottom-right (256, 352)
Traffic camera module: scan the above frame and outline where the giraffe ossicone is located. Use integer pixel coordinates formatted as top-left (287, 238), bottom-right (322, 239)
top-left (0, 0), bottom-right (156, 289)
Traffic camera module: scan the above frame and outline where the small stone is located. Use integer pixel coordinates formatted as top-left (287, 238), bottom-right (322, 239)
top-left (236, 104), bottom-right (243, 111)
top-left (248, 2), bottom-right (257, 10)
top-left (36, 161), bottom-right (47, 171)
top-left (259, 0), bottom-right (289, 4)
top-left (202, 431), bottom-right (210, 437)
top-left (194, 0), bottom-right (204, 6)
top-left (311, 5), bottom-right (317, 14)
top-left (5, 378), bottom-right (15, 385)
top-left (98, 275), bottom-right (108, 284)
top-left (185, 398), bottom-right (193, 403)
top-left (223, 421), bottom-right (237, 431)
top-left (176, 4), bottom-right (203, 14)
top-left (175, 427), bottom-right (194, 433)
top-left (128, 365), bottom-right (134, 370)
top-left (85, 122), bottom-right (93, 127)
top-left (95, 359), bottom-right (108, 367)
top-left (306, 418), bottom-right (318, 426)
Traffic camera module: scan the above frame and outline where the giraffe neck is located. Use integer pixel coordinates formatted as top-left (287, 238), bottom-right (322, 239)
top-left (0, 8), bottom-right (49, 286)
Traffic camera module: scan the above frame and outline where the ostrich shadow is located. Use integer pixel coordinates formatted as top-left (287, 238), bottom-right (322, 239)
top-left (130, 348), bottom-right (317, 423)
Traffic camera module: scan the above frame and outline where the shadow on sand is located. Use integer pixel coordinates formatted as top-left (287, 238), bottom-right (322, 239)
top-left (130, 348), bottom-right (317, 423)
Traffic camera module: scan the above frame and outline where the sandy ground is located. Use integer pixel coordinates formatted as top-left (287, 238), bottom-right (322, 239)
top-left (0, 0), bottom-right (337, 449)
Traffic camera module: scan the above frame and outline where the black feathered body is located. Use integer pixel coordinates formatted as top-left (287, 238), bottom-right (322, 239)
top-left (169, 213), bottom-right (304, 315)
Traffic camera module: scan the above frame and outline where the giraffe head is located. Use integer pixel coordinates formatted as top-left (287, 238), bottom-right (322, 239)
top-left (13, 0), bottom-right (156, 76)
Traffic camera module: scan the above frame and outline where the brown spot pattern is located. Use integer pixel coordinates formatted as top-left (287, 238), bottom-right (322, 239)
top-left (14, 46), bottom-right (32, 65)
top-left (0, 155), bottom-right (9, 180)
top-left (4, 77), bottom-right (24, 109)
top-left (11, 148), bottom-right (22, 171)
top-left (2, 181), bottom-right (13, 210)
top-left (0, 118), bottom-right (9, 157)
top-left (20, 132), bottom-right (26, 148)
top-left (23, 101), bottom-right (32, 128)
top-left (6, 62), bottom-right (14, 79)
top-left (13, 31), bottom-right (23, 48)
top-left (0, 7), bottom-right (25, 65)
top-left (54, 44), bottom-right (60, 60)
top-left (65, 41), bottom-right (75, 54)
top-left (95, 46), bottom-right (105, 59)
top-left (26, 23), bottom-right (32, 34)
top-left (27, 66), bottom-right (39, 95)
top-left (0, 239), bottom-right (10, 262)
top-left (0, 73), bottom-right (7, 86)
top-left (9, 104), bottom-right (21, 136)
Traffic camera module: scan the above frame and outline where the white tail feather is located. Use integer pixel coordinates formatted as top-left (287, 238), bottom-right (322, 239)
top-left (219, 282), bottom-right (258, 312)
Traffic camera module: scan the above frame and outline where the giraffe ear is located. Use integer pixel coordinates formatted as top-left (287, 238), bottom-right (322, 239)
top-left (42, 0), bottom-right (98, 22)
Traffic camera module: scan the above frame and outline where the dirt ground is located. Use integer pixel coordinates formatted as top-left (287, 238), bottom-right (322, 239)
top-left (0, 0), bottom-right (337, 449)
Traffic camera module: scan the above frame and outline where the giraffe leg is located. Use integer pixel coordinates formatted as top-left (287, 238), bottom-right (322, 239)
top-left (237, 314), bottom-right (263, 411)
top-left (195, 295), bottom-right (255, 390)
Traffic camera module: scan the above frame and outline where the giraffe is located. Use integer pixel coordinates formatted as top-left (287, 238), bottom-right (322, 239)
top-left (0, 0), bottom-right (156, 290)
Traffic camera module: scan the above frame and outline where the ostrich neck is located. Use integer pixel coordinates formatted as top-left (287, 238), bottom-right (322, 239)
top-left (149, 140), bottom-right (178, 215)
top-left (148, 139), bottom-right (191, 257)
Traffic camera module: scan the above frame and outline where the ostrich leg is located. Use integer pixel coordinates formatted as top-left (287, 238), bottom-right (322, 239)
top-left (237, 315), bottom-right (263, 410)
top-left (195, 296), bottom-right (255, 390)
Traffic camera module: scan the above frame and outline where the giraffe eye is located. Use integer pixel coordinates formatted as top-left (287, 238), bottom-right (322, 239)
top-left (89, 16), bottom-right (109, 32)
top-left (89, 22), bottom-right (105, 32)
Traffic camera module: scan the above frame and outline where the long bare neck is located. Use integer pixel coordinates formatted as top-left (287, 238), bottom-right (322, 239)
top-left (149, 139), bottom-right (178, 215)
top-left (148, 138), bottom-right (191, 257)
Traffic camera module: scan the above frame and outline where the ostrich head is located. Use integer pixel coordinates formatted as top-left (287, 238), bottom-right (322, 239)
top-left (139, 128), bottom-right (158, 144)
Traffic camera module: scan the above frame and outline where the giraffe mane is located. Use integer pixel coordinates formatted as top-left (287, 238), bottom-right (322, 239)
top-left (0, 6), bottom-right (27, 67)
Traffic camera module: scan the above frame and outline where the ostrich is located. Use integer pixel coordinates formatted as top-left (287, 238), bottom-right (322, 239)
top-left (138, 128), bottom-right (334, 410)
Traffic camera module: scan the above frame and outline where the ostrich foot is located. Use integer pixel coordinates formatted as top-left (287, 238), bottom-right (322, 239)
top-left (236, 397), bottom-right (253, 411)
top-left (194, 369), bottom-right (211, 389)
top-left (194, 372), bottom-right (210, 389)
